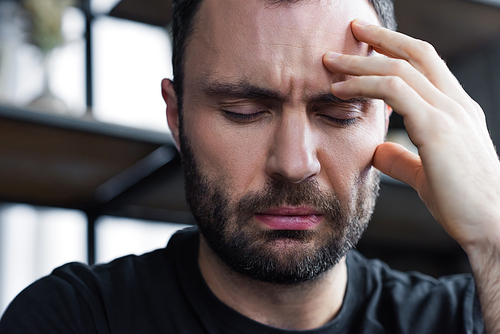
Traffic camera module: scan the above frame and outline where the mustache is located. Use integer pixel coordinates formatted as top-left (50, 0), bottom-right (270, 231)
top-left (234, 178), bottom-right (342, 223)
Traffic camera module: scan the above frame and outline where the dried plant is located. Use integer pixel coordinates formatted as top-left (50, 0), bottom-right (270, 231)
top-left (23, 0), bottom-right (74, 54)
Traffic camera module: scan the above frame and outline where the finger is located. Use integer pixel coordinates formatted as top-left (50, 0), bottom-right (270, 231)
top-left (331, 75), bottom-right (449, 147)
top-left (373, 142), bottom-right (423, 190)
top-left (351, 19), bottom-right (472, 107)
top-left (323, 52), bottom-right (449, 110)
top-left (331, 75), bottom-right (432, 126)
top-left (351, 19), bottom-right (443, 76)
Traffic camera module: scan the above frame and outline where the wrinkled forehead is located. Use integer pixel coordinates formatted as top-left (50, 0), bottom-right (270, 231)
top-left (185, 0), bottom-right (380, 94)
top-left (194, 0), bottom-right (379, 52)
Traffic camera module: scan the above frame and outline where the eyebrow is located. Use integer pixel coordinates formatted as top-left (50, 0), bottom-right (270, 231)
top-left (204, 82), bottom-right (285, 101)
top-left (203, 81), bottom-right (370, 106)
top-left (309, 93), bottom-right (370, 106)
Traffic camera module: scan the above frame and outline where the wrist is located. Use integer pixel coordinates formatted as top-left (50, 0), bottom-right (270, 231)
top-left (454, 207), bottom-right (500, 253)
top-left (462, 226), bottom-right (500, 265)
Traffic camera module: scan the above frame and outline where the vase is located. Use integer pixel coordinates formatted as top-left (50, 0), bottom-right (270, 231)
top-left (27, 50), bottom-right (67, 114)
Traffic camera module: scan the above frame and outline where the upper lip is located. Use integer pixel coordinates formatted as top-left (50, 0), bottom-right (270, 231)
top-left (257, 206), bottom-right (323, 216)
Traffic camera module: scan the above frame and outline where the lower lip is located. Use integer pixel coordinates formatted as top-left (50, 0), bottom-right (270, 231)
top-left (254, 214), bottom-right (323, 230)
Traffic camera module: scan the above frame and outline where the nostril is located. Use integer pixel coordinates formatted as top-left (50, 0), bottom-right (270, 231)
top-left (266, 149), bottom-right (321, 184)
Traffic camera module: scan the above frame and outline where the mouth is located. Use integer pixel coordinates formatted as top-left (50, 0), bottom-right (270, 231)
top-left (254, 206), bottom-right (324, 230)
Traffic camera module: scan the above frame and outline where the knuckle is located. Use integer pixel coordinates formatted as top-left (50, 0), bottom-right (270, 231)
top-left (446, 99), bottom-right (464, 114)
top-left (472, 101), bottom-right (487, 122)
top-left (450, 96), bottom-right (484, 121)
top-left (389, 59), bottom-right (414, 75)
top-left (387, 59), bottom-right (409, 74)
top-left (410, 40), bottom-right (440, 64)
top-left (384, 76), bottom-right (406, 91)
top-left (478, 110), bottom-right (487, 123)
top-left (472, 100), bottom-right (483, 113)
top-left (414, 40), bottom-right (437, 56)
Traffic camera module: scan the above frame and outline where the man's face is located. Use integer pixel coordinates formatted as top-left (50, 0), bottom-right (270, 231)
top-left (176, 0), bottom-right (387, 284)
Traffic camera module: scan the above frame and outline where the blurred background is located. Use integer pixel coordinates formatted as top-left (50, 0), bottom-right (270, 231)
top-left (0, 0), bottom-right (499, 316)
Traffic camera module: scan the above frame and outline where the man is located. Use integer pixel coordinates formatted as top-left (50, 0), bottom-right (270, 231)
top-left (1, 0), bottom-right (499, 332)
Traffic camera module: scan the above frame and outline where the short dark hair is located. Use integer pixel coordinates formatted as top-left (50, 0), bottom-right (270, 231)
top-left (171, 0), bottom-right (397, 114)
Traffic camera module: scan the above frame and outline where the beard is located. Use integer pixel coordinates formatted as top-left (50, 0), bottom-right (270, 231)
top-left (180, 133), bottom-right (380, 285)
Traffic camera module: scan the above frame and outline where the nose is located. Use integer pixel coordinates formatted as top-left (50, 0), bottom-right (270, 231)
top-left (266, 112), bottom-right (321, 183)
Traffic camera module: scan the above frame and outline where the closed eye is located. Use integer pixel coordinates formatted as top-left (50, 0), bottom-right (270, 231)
top-left (221, 109), bottom-right (267, 123)
top-left (310, 94), bottom-right (368, 128)
top-left (319, 114), bottom-right (358, 127)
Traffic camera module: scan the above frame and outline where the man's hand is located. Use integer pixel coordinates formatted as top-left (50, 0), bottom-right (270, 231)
top-left (323, 19), bottom-right (500, 332)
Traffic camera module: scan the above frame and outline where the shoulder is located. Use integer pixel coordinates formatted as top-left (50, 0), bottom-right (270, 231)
top-left (0, 227), bottom-right (199, 333)
top-left (348, 250), bottom-right (475, 297)
top-left (0, 262), bottom-right (107, 333)
top-left (53, 226), bottom-right (198, 295)
top-left (346, 250), bottom-right (484, 333)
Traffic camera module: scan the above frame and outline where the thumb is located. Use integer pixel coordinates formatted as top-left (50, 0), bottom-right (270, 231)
top-left (373, 142), bottom-right (423, 190)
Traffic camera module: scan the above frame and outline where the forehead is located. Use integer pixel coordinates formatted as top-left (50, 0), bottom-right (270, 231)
top-left (184, 0), bottom-right (380, 98)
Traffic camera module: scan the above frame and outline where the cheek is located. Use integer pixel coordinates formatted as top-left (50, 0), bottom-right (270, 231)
top-left (183, 112), bottom-right (270, 194)
top-left (318, 118), bottom-right (385, 197)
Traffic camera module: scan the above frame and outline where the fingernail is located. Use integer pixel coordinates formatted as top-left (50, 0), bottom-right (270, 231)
top-left (325, 51), bottom-right (342, 60)
top-left (331, 82), bottom-right (344, 90)
top-left (354, 18), bottom-right (371, 27)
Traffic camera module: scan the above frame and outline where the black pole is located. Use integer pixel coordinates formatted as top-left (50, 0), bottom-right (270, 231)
top-left (86, 212), bottom-right (97, 265)
top-left (82, 0), bottom-right (93, 115)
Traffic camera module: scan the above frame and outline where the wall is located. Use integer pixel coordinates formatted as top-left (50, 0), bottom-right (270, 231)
top-left (450, 38), bottom-right (500, 150)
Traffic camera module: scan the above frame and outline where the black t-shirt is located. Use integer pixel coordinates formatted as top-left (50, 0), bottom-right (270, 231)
top-left (0, 227), bottom-right (485, 333)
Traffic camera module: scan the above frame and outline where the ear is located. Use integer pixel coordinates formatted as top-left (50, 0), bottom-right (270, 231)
top-left (162, 78), bottom-right (181, 151)
top-left (385, 104), bottom-right (393, 133)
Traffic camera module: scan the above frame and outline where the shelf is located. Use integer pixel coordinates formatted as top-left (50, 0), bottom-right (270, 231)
top-left (0, 105), bottom-right (192, 224)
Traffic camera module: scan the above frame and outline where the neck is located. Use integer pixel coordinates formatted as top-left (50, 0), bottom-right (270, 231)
top-left (198, 235), bottom-right (348, 330)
